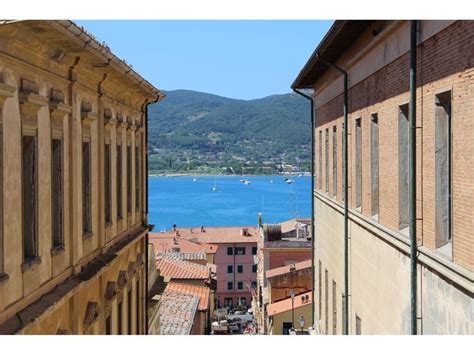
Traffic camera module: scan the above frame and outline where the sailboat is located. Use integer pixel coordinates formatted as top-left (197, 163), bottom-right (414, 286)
top-left (212, 177), bottom-right (219, 191)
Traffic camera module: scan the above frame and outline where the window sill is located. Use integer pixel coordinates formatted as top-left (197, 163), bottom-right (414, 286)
top-left (435, 241), bottom-right (453, 261)
top-left (21, 256), bottom-right (42, 273)
top-left (83, 232), bottom-right (93, 240)
top-left (0, 273), bottom-right (9, 285)
top-left (51, 245), bottom-right (65, 257)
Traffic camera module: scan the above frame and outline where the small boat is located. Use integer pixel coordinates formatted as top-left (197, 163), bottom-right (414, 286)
top-left (239, 179), bottom-right (246, 183)
top-left (212, 177), bottom-right (219, 191)
top-left (270, 180), bottom-right (274, 184)
top-left (286, 179), bottom-right (294, 184)
top-left (193, 178), bottom-right (197, 182)
top-left (244, 180), bottom-right (251, 185)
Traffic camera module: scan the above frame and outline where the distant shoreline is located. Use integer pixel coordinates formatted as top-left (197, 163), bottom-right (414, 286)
top-left (148, 172), bottom-right (311, 177)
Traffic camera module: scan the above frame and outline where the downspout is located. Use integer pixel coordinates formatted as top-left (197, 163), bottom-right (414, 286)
top-left (144, 94), bottom-right (161, 334)
top-left (409, 20), bottom-right (418, 336)
top-left (292, 88), bottom-right (315, 330)
top-left (317, 56), bottom-right (349, 335)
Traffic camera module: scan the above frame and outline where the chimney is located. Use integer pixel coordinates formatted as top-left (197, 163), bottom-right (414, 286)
top-left (241, 228), bottom-right (249, 236)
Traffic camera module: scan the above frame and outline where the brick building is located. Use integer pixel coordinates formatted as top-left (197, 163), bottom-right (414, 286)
top-left (292, 20), bottom-right (473, 334)
top-left (0, 20), bottom-right (164, 334)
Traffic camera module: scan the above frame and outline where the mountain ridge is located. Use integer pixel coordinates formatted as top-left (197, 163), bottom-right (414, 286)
top-left (147, 89), bottom-right (311, 174)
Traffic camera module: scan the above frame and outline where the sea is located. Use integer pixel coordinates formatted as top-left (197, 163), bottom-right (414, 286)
top-left (148, 175), bottom-right (311, 232)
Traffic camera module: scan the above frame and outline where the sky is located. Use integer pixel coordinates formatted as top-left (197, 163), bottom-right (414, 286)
top-left (76, 20), bottom-right (333, 100)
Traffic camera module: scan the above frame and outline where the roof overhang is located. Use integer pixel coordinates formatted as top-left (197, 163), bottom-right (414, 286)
top-left (291, 20), bottom-right (374, 89)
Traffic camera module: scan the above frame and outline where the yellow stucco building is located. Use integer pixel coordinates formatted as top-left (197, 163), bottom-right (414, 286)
top-left (0, 20), bottom-right (164, 334)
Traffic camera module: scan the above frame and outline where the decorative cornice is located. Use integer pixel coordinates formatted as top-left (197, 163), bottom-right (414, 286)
top-left (81, 110), bottom-right (98, 126)
top-left (0, 82), bottom-right (15, 106)
top-left (50, 101), bottom-right (72, 122)
top-left (19, 91), bottom-right (49, 110)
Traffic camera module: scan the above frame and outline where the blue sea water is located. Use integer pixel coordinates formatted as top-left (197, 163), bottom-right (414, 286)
top-left (148, 175), bottom-right (311, 232)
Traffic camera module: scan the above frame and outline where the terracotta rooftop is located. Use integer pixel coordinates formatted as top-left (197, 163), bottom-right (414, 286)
top-left (165, 282), bottom-right (210, 311)
top-left (266, 259), bottom-right (312, 279)
top-left (154, 226), bottom-right (259, 244)
top-left (267, 291), bottom-right (313, 316)
top-left (149, 235), bottom-right (209, 254)
top-left (158, 291), bottom-right (199, 335)
top-left (156, 256), bottom-right (210, 280)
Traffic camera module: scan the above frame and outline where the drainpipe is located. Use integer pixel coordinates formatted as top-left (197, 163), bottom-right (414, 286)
top-left (292, 88), bottom-right (315, 329)
top-left (317, 55), bottom-right (349, 335)
top-left (409, 20), bottom-right (418, 336)
top-left (143, 94), bottom-right (161, 335)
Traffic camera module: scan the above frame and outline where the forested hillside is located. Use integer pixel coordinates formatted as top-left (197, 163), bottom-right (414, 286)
top-left (147, 89), bottom-right (311, 174)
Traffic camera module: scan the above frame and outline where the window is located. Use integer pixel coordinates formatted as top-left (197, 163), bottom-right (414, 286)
top-left (237, 281), bottom-right (243, 290)
top-left (118, 300), bottom-right (123, 335)
top-left (318, 130), bottom-right (322, 190)
top-left (135, 143), bottom-right (140, 211)
top-left (356, 314), bottom-right (362, 335)
top-left (227, 265), bottom-right (233, 274)
top-left (237, 265), bottom-right (243, 273)
top-left (371, 114), bottom-right (379, 219)
top-left (104, 143), bottom-right (112, 226)
top-left (332, 280), bottom-right (337, 334)
top-left (105, 315), bottom-right (112, 335)
top-left (318, 261), bottom-right (322, 320)
top-left (82, 142), bottom-right (92, 235)
top-left (325, 269), bottom-right (328, 334)
top-left (325, 128), bottom-right (329, 193)
top-left (435, 91), bottom-right (452, 249)
top-left (128, 289), bottom-right (132, 334)
top-left (52, 139), bottom-right (63, 248)
top-left (127, 145), bottom-right (132, 214)
top-left (235, 246), bottom-right (245, 255)
top-left (251, 281), bottom-right (257, 288)
top-left (333, 126), bottom-right (337, 197)
top-left (224, 298), bottom-right (233, 308)
top-left (227, 246), bottom-right (233, 255)
top-left (117, 143), bottom-right (122, 219)
top-left (22, 135), bottom-right (38, 262)
top-left (227, 282), bottom-right (233, 290)
top-left (398, 104), bottom-right (409, 230)
top-left (282, 322), bottom-right (293, 335)
top-left (252, 246), bottom-right (257, 255)
top-left (252, 264), bottom-right (257, 273)
top-left (355, 118), bottom-right (362, 210)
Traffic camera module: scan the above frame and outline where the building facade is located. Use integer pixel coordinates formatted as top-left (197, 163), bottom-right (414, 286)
top-left (293, 20), bottom-right (474, 334)
top-left (0, 20), bottom-right (163, 334)
top-left (254, 220), bottom-right (312, 334)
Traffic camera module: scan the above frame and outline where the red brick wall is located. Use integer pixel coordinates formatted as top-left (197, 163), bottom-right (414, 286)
top-left (314, 20), bottom-right (474, 271)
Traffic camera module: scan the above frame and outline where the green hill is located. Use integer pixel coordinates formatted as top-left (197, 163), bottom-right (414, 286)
top-left (147, 89), bottom-right (311, 174)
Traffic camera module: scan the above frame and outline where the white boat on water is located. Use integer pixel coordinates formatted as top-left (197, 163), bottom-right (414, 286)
top-left (286, 179), bottom-right (294, 184)
top-left (244, 180), bottom-right (251, 185)
top-left (212, 177), bottom-right (219, 191)
top-left (193, 178), bottom-right (197, 182)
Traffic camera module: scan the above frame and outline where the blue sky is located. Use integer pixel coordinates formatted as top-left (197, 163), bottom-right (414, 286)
top-left (76, 20), bottom-right (332, 100)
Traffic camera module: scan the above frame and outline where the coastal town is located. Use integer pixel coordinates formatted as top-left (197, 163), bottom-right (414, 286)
top-left (0, 18), bottom-right (472, 337)
top-left (147, 218), bottom-right (313, 335)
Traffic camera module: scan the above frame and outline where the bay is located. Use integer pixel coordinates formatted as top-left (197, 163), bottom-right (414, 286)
top-left (148, 175), bottom-right (311, 232)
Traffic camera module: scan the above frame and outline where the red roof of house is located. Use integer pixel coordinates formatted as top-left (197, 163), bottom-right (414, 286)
top-left (265, 259), bottom-right (312, 279)
top-left (267, 291), bottom-right (313, 316)
top-left (154, 226), bottom-right (259, 244)
top-left (149, 234), bottom-right (209, 254)
top-left (156, 256), bottom-right (210, 280)
top-left (165, 281), bottom-right (211, 311)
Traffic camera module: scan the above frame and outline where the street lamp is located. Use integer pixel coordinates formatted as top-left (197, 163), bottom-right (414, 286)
top-left (290, 289), bottom-right (295, 331)
top-left (299, 315), bottom-right (305, 334)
